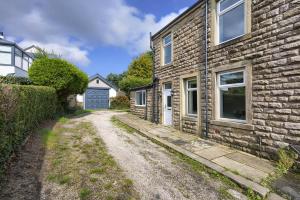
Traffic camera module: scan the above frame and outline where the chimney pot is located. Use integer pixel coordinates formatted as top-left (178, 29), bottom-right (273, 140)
top-left (0, 32), bottom-right (4, 40)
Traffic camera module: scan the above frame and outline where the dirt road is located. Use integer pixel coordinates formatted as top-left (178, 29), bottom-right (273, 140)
top-left (85, 111), bottom-right (223, 200)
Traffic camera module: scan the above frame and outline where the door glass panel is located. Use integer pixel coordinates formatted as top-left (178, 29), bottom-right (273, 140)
top-left (167, 95), bottom-right (172, 108)
top-left (165, 83), bottom-right (172, 89)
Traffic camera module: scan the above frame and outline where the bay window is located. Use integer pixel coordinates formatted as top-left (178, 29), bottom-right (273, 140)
top-left (186, 79), bottom-right (197, 116)
top-left (217, 70), bottom-right (246, 121)
top-left (135, 90), bottom-right (146, 106)
top-left (15, 48), bottom-right (22, 68)
top-left (217, 0), bottom-right (245, 43)
top-left (163, 34), bottom-right (172, 65)
top-left (0, 45), bottom-right (12, 65)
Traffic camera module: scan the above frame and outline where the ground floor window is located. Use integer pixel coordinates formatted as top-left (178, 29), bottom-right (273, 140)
top-left (217, 70), bottom-right (246, 121)
top-left (186, 79), bottom-right (197, 116)
top-left (135, 90), bottom-right (146, 106)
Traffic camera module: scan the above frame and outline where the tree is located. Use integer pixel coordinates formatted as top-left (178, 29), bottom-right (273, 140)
top-left (119, 51), bottom-right (153, 95)
top-left (126, 51), bottom-right (153, 79)
top-left (106, 72), bottom-right (126, 88)
top-left (28, 58), bottom-right (88, 110)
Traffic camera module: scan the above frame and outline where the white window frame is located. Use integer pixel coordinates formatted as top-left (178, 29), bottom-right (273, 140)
top-left (163, 34), bottom-right (172, 65)
top-left (186, 79), bottom-right (198, 116)
top-left (216, 0), bottom-right (245, 44)
top-left (0, 45), bottom-right (12, 65)
top-left (217, 69), bottom-right (246, 123)
top-left (135, 90), bottom-right (146, 106)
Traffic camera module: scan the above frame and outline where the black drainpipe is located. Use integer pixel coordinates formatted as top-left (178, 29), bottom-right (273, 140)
top-left (150, 32), bottom-right (157, 123)
top-left (204, 0), bottom-right (209, 138)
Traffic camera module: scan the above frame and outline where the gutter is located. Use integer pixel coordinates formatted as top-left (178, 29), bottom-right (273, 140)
top-left (204, 0), bottom-right (209, 138)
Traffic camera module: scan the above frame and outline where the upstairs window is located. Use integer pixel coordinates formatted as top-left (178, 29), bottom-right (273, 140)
top-left (217, 70), bottom-right (246, 121)
top-left (135, 90), bottom-right (146, 106)
top-left (163, 34), bottom-right (172, 65)
top-left (217, 0), bottom-right (245, 43)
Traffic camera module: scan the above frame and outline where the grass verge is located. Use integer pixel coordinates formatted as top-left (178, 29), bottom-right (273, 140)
top-left (41, 117), bottom-right (139, 199)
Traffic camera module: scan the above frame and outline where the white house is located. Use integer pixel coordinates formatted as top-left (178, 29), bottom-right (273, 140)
top-left (0, 33), bottom-right (34, 77)
top-left (77, 74), bottom-right (118, 110)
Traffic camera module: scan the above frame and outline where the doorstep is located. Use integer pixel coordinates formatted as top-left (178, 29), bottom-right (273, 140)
top-left (115, 113), bottom-right (279, 198)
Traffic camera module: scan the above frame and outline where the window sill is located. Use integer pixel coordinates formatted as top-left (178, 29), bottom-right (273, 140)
top-left (211, 33), bottom-right (252, 51)
top-left (210, 120), bottom-right (254, 131)
top-left (135, 105), bottom-right (146, 108)
top-left (161, 62), bottom-right (173, 68)
top-left (182, 115), bottom-right (198, 121)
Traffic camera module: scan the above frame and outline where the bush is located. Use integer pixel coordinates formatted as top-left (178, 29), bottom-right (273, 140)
top-left (110, 96), bottom-right (130, 110)
top-left (28, 58), bottom-right (88, 110)
top-left (0, 84), bottom-right (57, 175)
top-left (0, 75), bottom-right (32, 85)
top-left (119, 76), bottom-right (152, 96)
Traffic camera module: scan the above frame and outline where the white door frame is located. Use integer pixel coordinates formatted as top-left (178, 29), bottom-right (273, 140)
top-left (163, 83), bottom-right (172, 125)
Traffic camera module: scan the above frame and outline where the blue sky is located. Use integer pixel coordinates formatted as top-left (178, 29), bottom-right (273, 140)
top-left (0, 0), bottom-right (196, 77)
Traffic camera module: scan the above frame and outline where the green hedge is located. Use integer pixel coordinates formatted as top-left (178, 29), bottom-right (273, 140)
top-left (110, 96), bottom-right (130, 110)
top-left (0, 76), bottom-right (32, 85)
top-left (0, 84), bottom-right (57, 174)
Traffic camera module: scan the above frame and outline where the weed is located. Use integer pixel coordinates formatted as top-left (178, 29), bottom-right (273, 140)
top-left (246, 188), bottom-right (262, 200)
top-left (90, 167), bottom-right (106, 174)
top-left (262, 148), bottom-right (296, 187)
top-left (111, 116), bottom-right (135, 134)
top-left (79, 188), bottom-right (92, 200)
top-left (58, 117), bottom-right (69, 124)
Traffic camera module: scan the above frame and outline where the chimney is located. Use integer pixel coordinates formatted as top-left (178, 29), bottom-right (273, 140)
top-left (0, 32), bottom-right (4, 40)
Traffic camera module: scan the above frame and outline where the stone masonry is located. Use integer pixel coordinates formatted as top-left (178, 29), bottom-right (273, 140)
top-left (131, 0), bottom-right (300, 159)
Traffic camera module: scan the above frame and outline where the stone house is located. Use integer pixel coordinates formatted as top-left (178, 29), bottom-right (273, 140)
top-left (130, 0), bottom-right (300, 159)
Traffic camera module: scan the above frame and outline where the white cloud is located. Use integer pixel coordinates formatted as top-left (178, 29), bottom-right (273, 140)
top-left (0, 0), bottom-right (187, 65)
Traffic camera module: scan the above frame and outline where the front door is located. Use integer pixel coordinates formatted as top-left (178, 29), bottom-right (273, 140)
top-left (163, 83), bottom-right (172, 125)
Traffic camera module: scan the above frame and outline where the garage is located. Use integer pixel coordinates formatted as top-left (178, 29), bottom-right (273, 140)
top-left (84, 88), bottom-right (109, 110)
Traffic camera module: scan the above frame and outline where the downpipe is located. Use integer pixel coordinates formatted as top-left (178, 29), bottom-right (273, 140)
top-left (204, 0), bottom-right (209, 138)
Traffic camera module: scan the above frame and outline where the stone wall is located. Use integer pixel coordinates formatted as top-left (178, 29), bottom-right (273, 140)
top-left (130, 88), bottom-right (153, 121)
top-left (205, 0), bottom-right (300, 159)
top-left (146, 0), bottom-right (300, 159)
top-left (152, 2), bottom-right (205, 134)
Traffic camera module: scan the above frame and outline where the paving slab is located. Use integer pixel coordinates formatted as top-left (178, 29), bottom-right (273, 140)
top-left (195, 146), bottom-right (235, 160)
top-left (212, 156), bottom-right (268, 183)
top-left (225, 152), bottom-right (275, 174)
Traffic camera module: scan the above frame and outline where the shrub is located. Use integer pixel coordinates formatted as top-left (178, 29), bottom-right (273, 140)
top-left (0, 75), bottom-right (32, 85)
top-left (110, 96), bottom-right (130, 110)
top-left (0, 84), bottom-right (57, 175)
top-left (28, 58), bottom-right (88, 110)
top-left (119, 76), bottom-right (152, 96)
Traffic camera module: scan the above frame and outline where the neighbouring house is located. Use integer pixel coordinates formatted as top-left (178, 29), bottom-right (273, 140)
top-left (77, 74), bottom-right (118, 110)
top-left (0, 33), bottom-right (34, 77)
top-left (130, 0), bottom-right (300, 159)
top-left (24, 45), bottom-right (59, 59)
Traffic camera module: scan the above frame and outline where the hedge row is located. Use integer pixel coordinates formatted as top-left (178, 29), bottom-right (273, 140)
top-left (0, 84), bottom-right (57, 173)
top-left (0, 75), bottom-right (32, 85)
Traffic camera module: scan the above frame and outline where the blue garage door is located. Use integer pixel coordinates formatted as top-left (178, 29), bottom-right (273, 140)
top-left (85, 88), bottom-right (109, 110)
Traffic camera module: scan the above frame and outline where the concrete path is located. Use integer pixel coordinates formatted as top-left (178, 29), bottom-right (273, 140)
top-left (115, 113), bottom-right (278, 198)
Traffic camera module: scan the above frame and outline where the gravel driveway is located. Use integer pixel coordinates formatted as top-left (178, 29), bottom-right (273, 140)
top-left (84, 111), bottom-right (224, 200)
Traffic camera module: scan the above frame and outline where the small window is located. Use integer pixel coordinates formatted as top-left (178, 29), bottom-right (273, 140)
top-left (218, 70), bottom-right (246, 121)
top-left (163, 34), bottom-right (172, 65)
top-left (96, 79), bottom-right (99, 84)
top-left (217, 0), bottom-right (245, 43)
top-left (135, 90), bottom-right (146, 106)
top-left (186, 79), bottom-right (198, 116)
